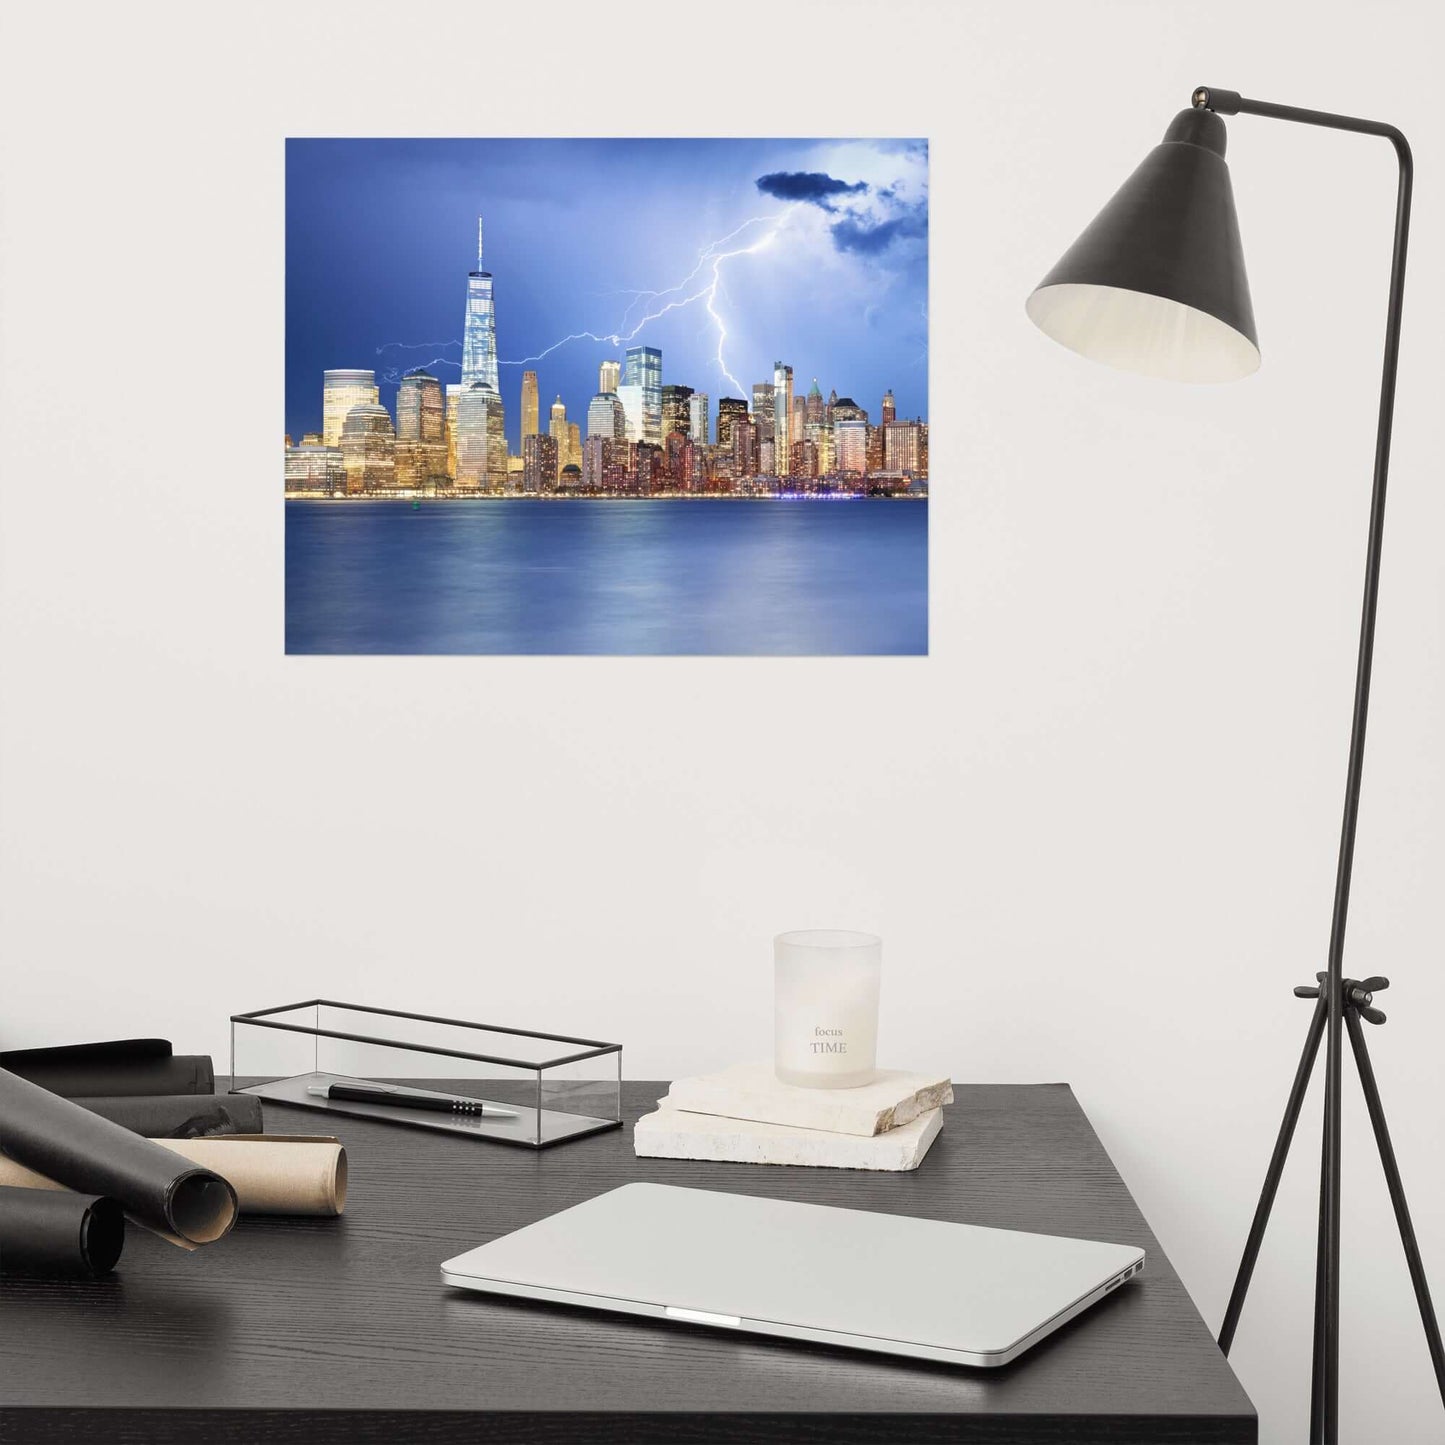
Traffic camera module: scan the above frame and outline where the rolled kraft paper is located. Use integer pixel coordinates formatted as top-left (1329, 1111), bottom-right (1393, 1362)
top-left (72, 1093), bottom-right (265, 1139)
top-left (0, 1040), bottom-right (214, 1097)
top-left (155, 1137), bottom-right (347, 1216)
top-left (0, 1185), bottom-right (125, 1278)
top-left (0, 1137), bottom-right (347, 1218)
top-left (0, 1068), bottom-right (236, 1249)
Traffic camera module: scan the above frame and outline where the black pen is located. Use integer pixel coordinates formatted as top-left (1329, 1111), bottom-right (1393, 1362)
top-left (307, 1080), bottom-right (517, 1118)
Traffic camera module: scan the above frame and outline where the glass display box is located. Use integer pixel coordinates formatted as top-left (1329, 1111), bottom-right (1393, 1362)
top-left (230, 1000), bottom-right (622, 1149)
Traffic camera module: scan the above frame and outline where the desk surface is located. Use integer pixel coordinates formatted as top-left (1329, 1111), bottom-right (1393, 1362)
top-left (0, 1081), bottom-right (1255, 1444)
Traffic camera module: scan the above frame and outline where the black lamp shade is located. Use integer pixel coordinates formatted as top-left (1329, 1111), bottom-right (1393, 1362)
top-left (1027, 109), bottom-right (1259, 382)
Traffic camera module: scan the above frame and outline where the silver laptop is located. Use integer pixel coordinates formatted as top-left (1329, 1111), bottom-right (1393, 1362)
top-left (441, 1182), bottom-right (1144, 1367)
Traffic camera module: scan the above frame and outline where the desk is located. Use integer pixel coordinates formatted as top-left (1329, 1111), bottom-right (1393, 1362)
top-left (0, 1081), bottom-right (1255, 1443)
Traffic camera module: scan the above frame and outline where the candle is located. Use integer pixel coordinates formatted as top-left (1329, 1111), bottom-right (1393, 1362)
top-left (774, 930), bottom-right (882, 1089)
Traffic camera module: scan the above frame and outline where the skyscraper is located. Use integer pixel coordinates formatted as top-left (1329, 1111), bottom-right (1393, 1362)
top-left (566, 421), bottom-right (581, 471)
top-left (397, 369), bottom-right (445, 443)
top-left (806, 379), bottom-right (824, 424)
top-left (523, 433), bottom-right (558, 494)
top-left (623, 345), bottom-right (662, 444)
top-left (444, 384), bottom-right (461, 480)
top-left (884, 419), bottom-right (925, 475)
top-left (835, 419), bottom-right (869, 476)
top-left (454, 381), bottom-right (505, 490)
top-left (689, 392), bottom-right (710, 447)
top-left (751, 381), bottom-right (775, 443)
top-left (881, 389), bottom-right (896, 428)
top-left (772, 362), bottom-right (793, 473)
top-left (616, 384), bottom-right (644, 444)
top-left (549, 396), bottom-right (567, 484)
top-left (462, 217), bottom-right (499, 391)
top-left (521, 370), bottom-right (539, 440)
top-left (340, 403), bottom-right (395, 494)
top-left (322, 369), bottom-right (378, 448)
top-left (588, 391), bottom-right (626, 440)
top-left (716, 397), bottom-right (748, 452)
top-left (661, 383), bottom-right (693, 440)
top-left (599, 359), bottom-right (621, 394)
top-left (395, 369), bottom-right (447, 491)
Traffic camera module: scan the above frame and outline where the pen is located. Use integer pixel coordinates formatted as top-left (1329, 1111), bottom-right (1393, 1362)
top-left (306, 1080), bottom-right (518, 1118)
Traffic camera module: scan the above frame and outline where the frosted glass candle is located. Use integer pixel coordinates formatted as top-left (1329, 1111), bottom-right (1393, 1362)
top-left (774, 930), bottom-right (882, 1089)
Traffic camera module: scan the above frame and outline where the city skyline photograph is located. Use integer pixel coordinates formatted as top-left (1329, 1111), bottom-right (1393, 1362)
top-left (285, 136), bottom-right (929, 655)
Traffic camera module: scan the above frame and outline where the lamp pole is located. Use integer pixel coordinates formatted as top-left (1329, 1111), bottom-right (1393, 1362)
top-left (1191, 88), bottom-right (1423, 1445)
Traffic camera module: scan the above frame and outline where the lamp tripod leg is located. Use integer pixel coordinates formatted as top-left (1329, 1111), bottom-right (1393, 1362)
top-left (1219, 991), bottom-right (1329, 1355)
top-left (1344, 1008), bottom-right (1445, 1404)
top-left (1310, 1089), bottom-right (1331, 1444)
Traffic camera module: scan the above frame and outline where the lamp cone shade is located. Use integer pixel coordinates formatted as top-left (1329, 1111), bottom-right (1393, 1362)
top-left (1027, 108), bottom-right (1259, 382)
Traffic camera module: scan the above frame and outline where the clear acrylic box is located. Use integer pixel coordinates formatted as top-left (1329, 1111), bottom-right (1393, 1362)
top-left (230, 1000), bottom-right (622, 1148)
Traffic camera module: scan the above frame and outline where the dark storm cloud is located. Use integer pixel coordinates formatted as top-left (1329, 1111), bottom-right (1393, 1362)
top-left (830, 206), bottom-right (928, 256)
top-left (755, 170), bottom-right (869, 211)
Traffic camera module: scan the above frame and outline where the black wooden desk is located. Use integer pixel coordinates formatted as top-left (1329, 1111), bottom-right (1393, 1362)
top-left (0, 1082), bottom-right (1255, 1443)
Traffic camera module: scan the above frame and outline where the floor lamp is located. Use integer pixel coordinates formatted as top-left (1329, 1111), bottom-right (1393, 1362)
top-left (1025, 86), bottom-right (1442, 1444)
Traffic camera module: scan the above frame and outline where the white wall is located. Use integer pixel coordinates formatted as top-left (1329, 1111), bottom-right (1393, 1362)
top-left (1, 2), bottom-right (1441, 1439)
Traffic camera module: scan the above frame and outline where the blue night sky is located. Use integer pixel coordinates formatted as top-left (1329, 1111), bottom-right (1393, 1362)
top-left (285, 138), bottom-right (928, 450)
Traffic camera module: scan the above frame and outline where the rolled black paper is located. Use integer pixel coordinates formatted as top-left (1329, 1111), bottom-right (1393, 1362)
top-left (0, 1040), bottom-right (213, 1097)
top-left (0, 1068), bottom-right (237, 1247)
top-left (71, 1094), bottom-right (264, 1139)
top-left (0, 1186), bottom-right (125, 1277)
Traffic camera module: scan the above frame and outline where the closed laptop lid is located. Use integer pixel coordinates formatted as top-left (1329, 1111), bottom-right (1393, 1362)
top-left (441, 1182), bottom-right (1144, 1359)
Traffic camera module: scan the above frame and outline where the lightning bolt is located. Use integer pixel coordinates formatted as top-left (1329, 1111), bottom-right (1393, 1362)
top-left (375, 207), bottom-right (796, 394)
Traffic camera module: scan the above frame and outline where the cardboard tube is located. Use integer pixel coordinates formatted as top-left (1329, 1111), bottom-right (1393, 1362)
top-left (0, 1136), bottom-right (347, 1217)
top-left (0, 1067), bottom-right (236, 1248)
top-left (153, 1137), bottom-right (347, 1216)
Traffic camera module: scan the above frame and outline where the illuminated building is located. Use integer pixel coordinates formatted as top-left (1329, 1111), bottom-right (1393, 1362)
top-left (732, 419), bottom-right (758, 478)
top-left (566, 421), bottom-right (581, 470)
top-left (751, 381), bottom-right (775, 442)
top-left (582, 434), bottom-right (609, 492)
top-left (884, 420), bottom-right (927, 475)
top-left (716, 397), bottom-right (748, 452)
top-left (772, 362), bottom-right (793, 472)
top-left (792, 395), bottom-right (806, 447)
top-left (806, 378), bottom-right (824, 424)
top-left (634, 441), bottom-right (662, 492)
top-left (322, 369), bottom-right (378, 447)
top-left (790, 439), bottom-right (818, 479)
top-left (285, 439), bottom-right (344, 493)
top-left (881, 389), bottom-right (896, 428)
top-left (661, 383), bottom-right (693, 441)
top-left (623, 346), bottom-right (662, 444)
top-left (394, 369), bottom-right (447, 489)
top-left (759, 438), bottom-right (776, 475)
top-left (558, 463), bottom-right (583, 494)
top-left (445, 384), bottom-right (461, 479)
top-left (340, 403), bottom-right (395, 494)
top-left (588, 391), bottom-right (626, 441)
top-left (548, 396), bottom-right (567, 482)
top-left (521, 370), bottom-right (539, 440)
top-left (832, 396), bottom-right (866, 423)
top-left (599, 359), bottom-right (621, 394)
top-left (867, 423), bottom-right (885, 473)
top-left (835, 419), bottom-right (868, 475)
top-left (523, 432), bottom-right (558, 494)
top-left (397, 369), bottom-right (445, 443)
top-left (616, 383), bottom-right (644, 443)
top-left (462, 217), bottom-right (499, 390)
top-left (686, 392), bottom-right (709, 446)
top-left (454, 381), bottom-right (505, 490)
top-left (664, 431), bottom-right (688, 484)
top-left (827, 387), bottom-right (838, 421)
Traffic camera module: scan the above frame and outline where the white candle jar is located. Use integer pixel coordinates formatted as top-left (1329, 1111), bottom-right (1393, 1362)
top-left (774, 930), bottom-right (882, 1089)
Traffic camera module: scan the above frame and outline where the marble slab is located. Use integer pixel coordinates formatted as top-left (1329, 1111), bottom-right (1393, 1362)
top-left (664, 1060), bottom-right (953, 1136)
top-left (634, 1102), bottom-right (944, 1171)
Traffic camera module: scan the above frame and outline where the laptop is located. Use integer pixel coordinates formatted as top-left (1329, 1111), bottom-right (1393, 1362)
top-left (440, 1182), bottom-right (1144, 1367)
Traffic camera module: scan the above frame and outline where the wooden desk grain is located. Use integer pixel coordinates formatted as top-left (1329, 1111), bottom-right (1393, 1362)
top-left (0, 1082), bottom-right (1255, 1443)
